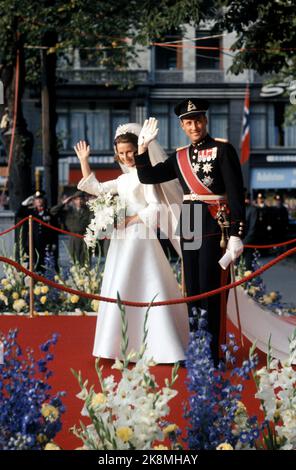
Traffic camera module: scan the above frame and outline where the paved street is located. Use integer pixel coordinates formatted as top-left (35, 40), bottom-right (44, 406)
top-left (258, 254), bottom-right (296, 304)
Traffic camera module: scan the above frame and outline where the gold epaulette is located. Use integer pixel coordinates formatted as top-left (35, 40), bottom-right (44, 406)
top-left (214, 137), bottom-right (228, 143)
top-left (176, 144), bottom-right (190, 151)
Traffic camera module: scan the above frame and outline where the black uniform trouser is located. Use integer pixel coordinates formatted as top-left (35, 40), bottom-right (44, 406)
top-left (180, 202), bottom-right (227, 365)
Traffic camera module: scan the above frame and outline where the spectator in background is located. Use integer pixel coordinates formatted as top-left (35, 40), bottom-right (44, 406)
top-left (50, 191), bottom-right (91, 265)
top-left (273, 193), bottom-right (289, 245)
top-left (17, 191), bottom-right (58, 272)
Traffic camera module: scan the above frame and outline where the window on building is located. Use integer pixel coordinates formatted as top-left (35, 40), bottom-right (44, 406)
top-left (56, 105), bottom-right (130, 151)
top-left (268, 102), bottom-right (296, 148)
top-left (250, 104), bottom-right (267, 148)
top-left (155, 30), bottom-right (182, 70)
top-left (195, 31), bottom-right (221, 70)
top-left (208, 103), bottom-right (228, 140)
top-left (250, 102), bottom-right (296, 149)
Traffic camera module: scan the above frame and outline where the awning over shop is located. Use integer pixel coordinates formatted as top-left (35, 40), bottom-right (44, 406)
top-left (251, 167), bottom-right (296, 189)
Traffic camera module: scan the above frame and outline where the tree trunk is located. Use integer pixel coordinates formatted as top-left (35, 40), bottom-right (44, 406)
top-left (41, 31), bottom-right (58, 207)
top-left (0, 40), bottom-right (33, 213)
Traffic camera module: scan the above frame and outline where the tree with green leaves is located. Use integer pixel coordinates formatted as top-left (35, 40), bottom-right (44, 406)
top-left (218, 0), bottom-right (296, 77)
top-left (0, 0), bottom-right (214, 210)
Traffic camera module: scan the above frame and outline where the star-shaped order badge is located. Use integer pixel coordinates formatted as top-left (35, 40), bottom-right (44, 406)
top-left (202, 176), bottom-right (214, 187)
top-left (192, 162), bottom-right (200, 172)
top-left (202, 162), bottom-right (213, 174)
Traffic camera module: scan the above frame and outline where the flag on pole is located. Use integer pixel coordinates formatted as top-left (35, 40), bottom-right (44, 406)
top-left (240, 83), bottom-right (250, 165)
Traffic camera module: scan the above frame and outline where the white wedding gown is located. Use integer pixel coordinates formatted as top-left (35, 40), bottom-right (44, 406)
top-left (78, 171), bottom-right (189, 363)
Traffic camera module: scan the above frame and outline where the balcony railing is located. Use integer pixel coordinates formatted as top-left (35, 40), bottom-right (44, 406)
top-left (56, 67), bottom-right (234, 86)
top-left (57, 68), bottom-right (149, 85)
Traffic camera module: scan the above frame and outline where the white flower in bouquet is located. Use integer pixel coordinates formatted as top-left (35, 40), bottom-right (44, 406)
top-left (253, 330), bottom-right (296, 449)
top-left (71, 297), bottom-right (179, 450)
top-left (84, 192), bottom-right (126, 249)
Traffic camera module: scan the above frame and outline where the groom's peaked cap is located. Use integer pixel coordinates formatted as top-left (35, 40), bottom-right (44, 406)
top-left (174, 98), bottom-right (209, 119)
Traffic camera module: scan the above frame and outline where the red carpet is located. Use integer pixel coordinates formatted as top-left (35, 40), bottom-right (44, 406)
top-left (0, 316), bottom-right (266, 450)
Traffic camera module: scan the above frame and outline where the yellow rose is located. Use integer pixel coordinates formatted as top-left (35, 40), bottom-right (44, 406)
top-left (41, 404), bottom-right (59, 422)
top-left (262, 294), bottom-right (273, 305)
top-left (41, 286), bottom-right (49, 294)
top-left (116, 427), bottom-right (133, 442)
top-left (0, 293), bottom-right (8, 305)
top-left (154, 445), bottom-right (169, 450)
top-left (91, 299), bottom-right (100, 312)
top-left (12, 292), bottom-right (20, 300)
top-left (269, 291), bottom-right (278, 301)
top-left (21, 289), bottom-right (27, 297)
top-left (44, 442), bottom-right (61, 450)
top-left (1, 278), bottom-right (8, 286)
top-left (163, 424), bottom-right (178, 435)
top-left (4, 284), bottom-right (12, 291)
top-left (244, 270), bottom-right (252, 277)
top-left (70, 295), bottom-right (80, 304)
top-left (91, 393), bottom-right (106, 408)
top-left (40, 296), bottom-right (47, 304)
top-left (235, 401), bottom-right (247, 415)
top-left (216, 443), bottom-right (233, 450)
top-left (13, 299), bottom-right (27, 313)
top-left (34, 287), bottom-right (41, 295)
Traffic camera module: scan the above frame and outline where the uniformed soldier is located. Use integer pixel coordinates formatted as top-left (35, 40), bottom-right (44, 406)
top-left (135, 99), bottom-right (245, 365)
top-left (17, 191), bottom-right (58, 272)
top-left (254, 192), bottom-right (272, 249)
top-left (50, 191), bottom-right (91, 264)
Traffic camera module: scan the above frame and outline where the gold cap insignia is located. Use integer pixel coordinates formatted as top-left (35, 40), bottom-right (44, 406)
top-left (187, 100), bottom-right (197, 112)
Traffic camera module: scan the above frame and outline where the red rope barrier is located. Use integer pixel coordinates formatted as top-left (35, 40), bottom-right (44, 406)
top-left (31, 216), bottom-right (84, 239)
top-left (1, 215), bottom-right (296, 249)
top-left (0, 245), bottom-right (295, 307)
top-left (30, 216), bottom-right (296, 249)
top-left (0, 216), bottom-right (29, 236)
top-left (245, 238), bottom-right (296, 249)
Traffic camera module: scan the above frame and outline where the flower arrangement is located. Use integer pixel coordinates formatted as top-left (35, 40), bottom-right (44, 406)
top-left (71, 296), bottom-right (180, 450)
top-left (184, 308), bottom-right (260, 450)
top-left (0, 329), bottom-right (65, 449)
top-left (252, 330), bottom-right (296, 450)
top-left (0, 244), bottom-right (103, 315)
top-left (236, 253), bottom-right (296, 317)
top-left (84, 192), bottom-right (126, 249)
top-left (0, 239), bottom-right (29, 314)
top-left (183, 309), bottom-right (296, 450)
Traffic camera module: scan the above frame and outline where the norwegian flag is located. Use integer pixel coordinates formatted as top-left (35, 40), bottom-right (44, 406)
top-left (240, 83), bottom-right (250, 165)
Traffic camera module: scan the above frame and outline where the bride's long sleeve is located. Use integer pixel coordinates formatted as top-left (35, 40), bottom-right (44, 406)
top-left (137, 184), bottom-right (161, 229)
top-left (77, 172), bottom-right (118, 196)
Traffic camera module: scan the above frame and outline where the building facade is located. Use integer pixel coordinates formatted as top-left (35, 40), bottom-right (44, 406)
top-left (1, 27), bottom-right (296, 218)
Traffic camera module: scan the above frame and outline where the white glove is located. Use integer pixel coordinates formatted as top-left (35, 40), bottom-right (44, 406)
top-left (227, 236), bottom-right (244, 260)
top-left (138, 117), bottom-right (159, 147)
top-left (218, 236), bottom-right (244, 270)
top-left (22, 195), bottom-right (34, 206)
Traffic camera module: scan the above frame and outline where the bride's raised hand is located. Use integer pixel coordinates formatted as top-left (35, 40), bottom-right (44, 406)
top-left (74, 140), bottom-right (90, 161)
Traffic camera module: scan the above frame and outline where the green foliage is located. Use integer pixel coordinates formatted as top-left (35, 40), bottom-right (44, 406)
top-left (0, 0), bottom-right (214, 85)
top-left (218, 0), bottom-right (296, 76)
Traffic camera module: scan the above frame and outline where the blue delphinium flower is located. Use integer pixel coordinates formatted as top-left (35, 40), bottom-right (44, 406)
top-left (0, 329), bottom-right (65, 450)
top-left (184, 309), bottom-right (260, 450)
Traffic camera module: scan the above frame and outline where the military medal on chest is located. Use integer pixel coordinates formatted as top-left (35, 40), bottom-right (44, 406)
top-left (197, 147), bottom-right (217, 162)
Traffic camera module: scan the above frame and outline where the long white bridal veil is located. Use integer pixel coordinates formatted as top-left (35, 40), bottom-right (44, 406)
top-left (114, 122), bottom-right (183, 257)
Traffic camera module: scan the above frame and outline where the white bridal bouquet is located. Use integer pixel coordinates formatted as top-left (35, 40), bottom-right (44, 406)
top-left (84, 192), bottom-right (126, 249)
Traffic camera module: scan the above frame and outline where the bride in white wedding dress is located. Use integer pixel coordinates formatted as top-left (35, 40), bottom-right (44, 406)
top-left (74, 123), bottom-right (189, 363)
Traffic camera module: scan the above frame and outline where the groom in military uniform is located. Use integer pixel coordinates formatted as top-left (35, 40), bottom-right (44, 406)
top-left (135, 99), bottom-right (245, 365)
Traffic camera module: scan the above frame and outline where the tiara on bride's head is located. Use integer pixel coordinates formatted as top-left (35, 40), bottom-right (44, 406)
top-left (114, 123), bottom-right (142, 139)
